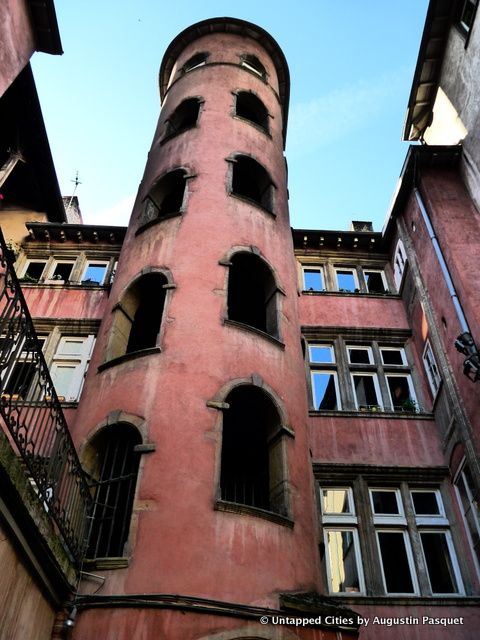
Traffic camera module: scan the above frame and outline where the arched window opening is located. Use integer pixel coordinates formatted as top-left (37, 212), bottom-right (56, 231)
top-left (183, 52), bottom-right (208, 72)
top-left (231, 156), bottom-right (273, 211)
top-left (227, 252), bottom-right (278, 338)
top-left (86, 425), bottom-right (141, 559)
top-left (140, 170), bottom-right (187, 228)
top-left (235, 92), bottom-right (269, 132)
top-left (220, 386), bottom-right (288, 516)
top-left (241, 54), bottom-right (266, 79)
top-left (107, 272), bottom-right (167, 361)
top-left (165, 98), bottom-right (201, 139)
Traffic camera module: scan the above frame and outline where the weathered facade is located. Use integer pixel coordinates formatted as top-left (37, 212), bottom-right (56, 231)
top-left (1, 2), bottom-right (480, 639)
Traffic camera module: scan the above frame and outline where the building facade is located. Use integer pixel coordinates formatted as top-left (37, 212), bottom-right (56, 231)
top-left (1, 3), bottom-right (480, 640)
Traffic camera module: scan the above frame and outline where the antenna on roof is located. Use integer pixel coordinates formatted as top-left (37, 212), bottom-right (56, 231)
top-left (65, 171), bottom-right (82, 215)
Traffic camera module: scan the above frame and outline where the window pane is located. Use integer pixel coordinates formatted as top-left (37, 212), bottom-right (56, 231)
top-left (412, 491), bottom-right (440, 515)
top-left (420, 532), bottom-right (458, 593)
top-left (309, 345), bottom-right (334, 363)
top-left (377, 531), bottom-right (415, 593)
top-left (303, 269), bottom-right (323, 291)
top-left (83, 264), bottom-right (107, 284)
top-left (381, 348), bottom-right (404, 365)
top-left (348, 347), bottom-right (371, 364)
top-left (312, 372), bottom-right (339, 410)
top-left (364, 271), bottom-right (387, 293)
top-left (336, 270), bottom-right (356, 292)
top-left (51, 365), bottom-right (76, 397)
top-left (387, 376), bottom-right (415, 411)
top-left (326, 530), bottom-right (361, 593)
top-left (322, 489), bottom-right (352, 515)
top-left (51, 262), bottom-right (74, 281)
top-left (353, 375), bottom-right (379, 408)
top-left (371, 490), bottom-right (399, 515)
top-left (58, 339), bottom-right (85, 356)
top-left (24, 261), bottom-right (46, 281)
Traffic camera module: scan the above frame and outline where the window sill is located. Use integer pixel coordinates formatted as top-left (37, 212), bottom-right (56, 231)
top-left (301, 290), bottom-right (399, 299)
top-left (135, 211), bottom-right (182, 236)
top-left (215, 499), bottom-right (293, 528)
top-left (233, 115), bottom-right (271, 138)
top-left (309, 409), bottom-right (434, 420)
top-left (229, 192), bottom-right (276, 218)
top-left (18, 282), bottom-right (107, 290)
top-left (160, 125), bottom-right (197, 146)
top-left (98, 347), bottom-right (161, 372)
top-left (224, 318), bottom-right (284, 348)
top-left (83, 557), bottom-right (129, 570)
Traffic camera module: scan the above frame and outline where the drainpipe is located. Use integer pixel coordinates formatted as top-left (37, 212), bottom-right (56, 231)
top-left (414, 188), bottom-right (479, 381)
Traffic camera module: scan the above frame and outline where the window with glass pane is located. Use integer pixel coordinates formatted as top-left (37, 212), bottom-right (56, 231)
top-left (352, 374), bottom-right (381, 409)
top-left (455, 464), bottom-right (480, 567)
top-left (347, 346), bottom-right (372, 364)
top-left (420, 532), bottom-right (459, 594)
top-left (303, 268), bottom-right (324, 291)
top-left (322, 488), bottom-right (353, 515)
top-left (377, 531), bottom-right (416, 594)
top-left (386, 375), bottom-right (416, 411)
top-left (50, 335), bottom-right (95, 401)
top-left (82, 262), bottom-right (108, 285)
top-left (412, 491), bottom-right (441, 516)
top-left (312, 372), bottom-right (340, 410)
top-left (423, 341), bottom-right (441, 396)
top-left (309, 345), bottom-right (334, 364)
top-left (364, 270), bottom-right (387, 294)
top-left (336, 269), bottom-right (357, 292)
top-left (380, 347), bottom-right (405, 365)
top-left (23, 261), bottom-right (47, 282)
top-left (325, 529), bottom-right (363, 593)
top-left (371, 489), bottom-right (401, 515)
top-left (50, 261), bottom-right (75, 281)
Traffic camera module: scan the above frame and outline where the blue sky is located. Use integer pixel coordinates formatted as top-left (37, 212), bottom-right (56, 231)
top-left (31, 0), bottom-right (429, 231)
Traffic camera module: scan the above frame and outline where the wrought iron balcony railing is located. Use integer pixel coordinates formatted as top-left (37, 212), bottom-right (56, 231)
top-left (0, 230), bottom-right (92, 562)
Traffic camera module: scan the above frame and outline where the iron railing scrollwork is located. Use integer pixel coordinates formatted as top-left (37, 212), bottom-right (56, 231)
top-left (0, 230), bottom-right (92, 562)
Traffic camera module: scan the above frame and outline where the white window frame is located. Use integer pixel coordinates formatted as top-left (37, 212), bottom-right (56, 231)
top-left (324, 526), bottom-right (365, 595)
top-left (370, 488), bottom-right (405, 524)
top-left (302, 266), bottom-right (324, 292)
top-left (45, 259), bottom-right (76, 284)
top-left (411, 489), bottom-right (447, 524)
top-left (375, 528), bottom-right (419, 595)
top-left (363, 269), bottom-right (388, 294)
top-left (350, 372), bottom-right (383, 411)
top-left (311, 370), bottom-right (341, 410)
top-left (385, 373), bottom-right (417, 411)
top-left (81, 261), bottom-right (109, 285)
top-left (418, 529), bottom-right (464, 595)
top-left (320, 487), bottom-right (356, 523)
top-left (309, 344), bottom-right (335, 364)
top-left (393, 239), bottom-right (407, 290)
top-left (380, 346), bottom-right (408, 366)
top-left (347, 345), bottom-right (373, 365)
top-left (334, 267), bottom-right (359, 292)
top-left (21, 259), bottom-right (48, 282)
top-left (50, 335), bottom-right (95, 402)
top-left (454, 460), bottom-right (480, 578)
top-left (422, 340), bottom-right (441, 397)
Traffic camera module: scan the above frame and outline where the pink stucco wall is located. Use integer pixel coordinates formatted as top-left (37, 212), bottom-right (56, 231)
top-left (0, 0), bottom-right (35, 97)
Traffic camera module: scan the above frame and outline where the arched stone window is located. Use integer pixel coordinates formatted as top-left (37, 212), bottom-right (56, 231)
top-left (85, 424), bottom-right (142, 558)
top-left (230, 155), bottom-right (274, 212)
top-left (220, 385), bottom-right (289, 516)
top-left (106, 272), bottom-right (168, 362)
top-left (138, 169), bottom-right (188, 230)
top-left (235, 92), bottom-right (269, 132)
top-left (164, 98), bottom-right (201, 140)
top-left (183, 52), bottom-right (208, 72)
top-left (227, 252), bottom-right (278, 338)
top-left (241, 54), bottom-right (267, 79)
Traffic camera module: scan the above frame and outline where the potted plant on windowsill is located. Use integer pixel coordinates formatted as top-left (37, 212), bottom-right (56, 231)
top-left (401, 398), bottom-right (417, 413)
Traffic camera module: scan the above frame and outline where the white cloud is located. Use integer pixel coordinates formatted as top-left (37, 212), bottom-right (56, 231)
top-left (287, 68), bottom-right (410, 156)
top-left (84, 194), bottom-right (136, 226)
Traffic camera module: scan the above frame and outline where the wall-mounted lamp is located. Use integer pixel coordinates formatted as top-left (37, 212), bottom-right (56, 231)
top-left (455, 332), bottom-right (480, 382)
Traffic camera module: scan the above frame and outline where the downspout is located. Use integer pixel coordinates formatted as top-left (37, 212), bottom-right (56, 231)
top-left (414, 187), bottom-right (479, 381)
top-left (413, 188), bottom-right (470, 334)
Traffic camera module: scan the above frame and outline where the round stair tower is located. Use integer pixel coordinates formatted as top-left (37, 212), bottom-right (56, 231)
top-left (72, 18), bottom-right (331, 640)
